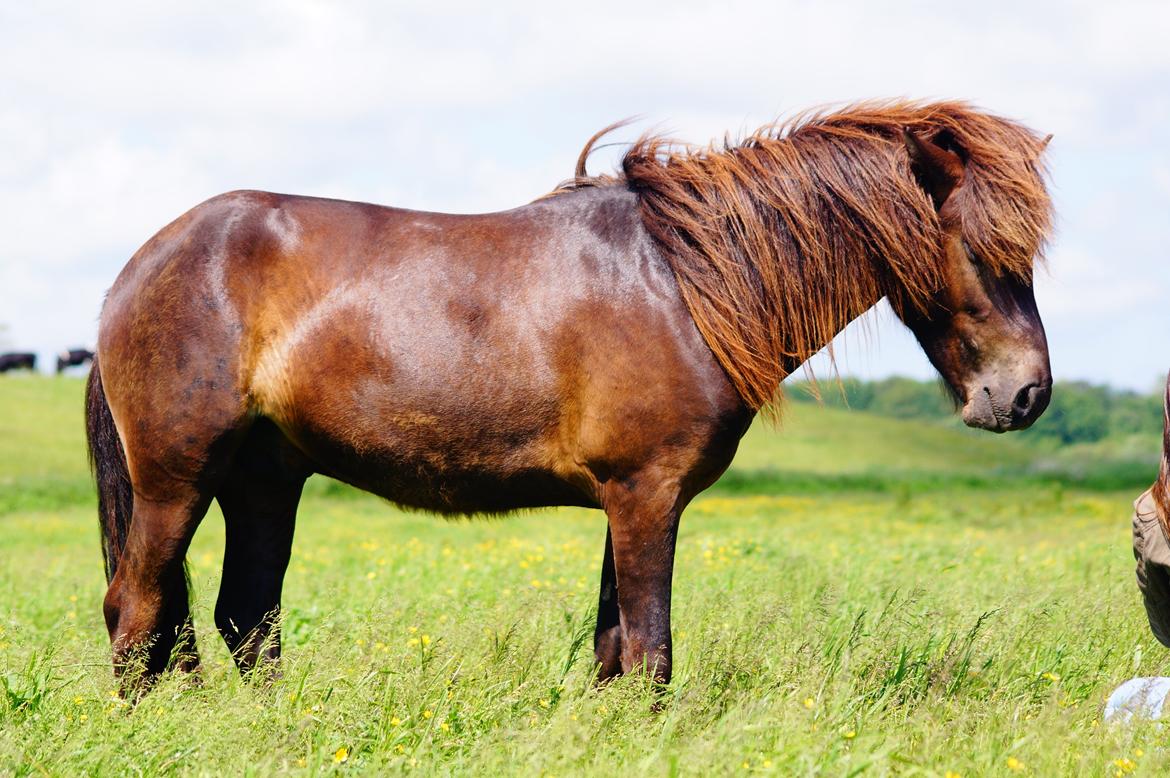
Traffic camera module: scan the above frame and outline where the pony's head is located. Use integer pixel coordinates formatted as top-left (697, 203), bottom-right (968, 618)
top-left (893, 127), bottom-right (1052, 432)
top-left (558, 101), bottom-right (1055, 422)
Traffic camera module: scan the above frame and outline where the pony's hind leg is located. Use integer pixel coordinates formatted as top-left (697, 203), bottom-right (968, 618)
top-left (98, 363), bottom-right (251, 692)
top-left (594, 525), bottom-right (623, 682)
top-left (103, 486), bottom-right (215, 687)
top-left (214, 420), bottom-right (310, 678)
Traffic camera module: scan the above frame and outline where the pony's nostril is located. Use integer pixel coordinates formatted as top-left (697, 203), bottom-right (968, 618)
top-left (1013, 384), bottom-right (1036, 414)
top-left (1010, 382), bottom-right (1051, 425)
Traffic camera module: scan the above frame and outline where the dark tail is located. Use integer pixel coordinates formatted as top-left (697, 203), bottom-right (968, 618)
top-left (86, 357), bottom-right (133, 583)
top-left (1154, 371), bottom-right (1170, 523)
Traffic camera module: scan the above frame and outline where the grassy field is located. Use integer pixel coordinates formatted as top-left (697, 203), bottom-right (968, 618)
top-left (0, 375), bottom-right (1166, 775)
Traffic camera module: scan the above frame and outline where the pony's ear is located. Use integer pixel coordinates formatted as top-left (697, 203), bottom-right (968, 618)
top-left (902, 128), bottom-right (965, 209)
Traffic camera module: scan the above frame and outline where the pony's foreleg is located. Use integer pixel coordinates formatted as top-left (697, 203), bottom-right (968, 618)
top-left (214, 436), bottom-right (306, 678)
top-left (602, 478), bottom-right (683, 685)
top-left (104, 490), bottom-right (209, 690)
top-left (594, 525), bottom-right (622, 682)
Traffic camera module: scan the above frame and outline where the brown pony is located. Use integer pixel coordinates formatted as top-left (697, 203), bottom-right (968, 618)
top-left (87, 100), bottom-right (1054, 691)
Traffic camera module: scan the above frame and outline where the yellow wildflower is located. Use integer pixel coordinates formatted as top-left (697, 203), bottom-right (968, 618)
top-left (1006, 756), bottom-right (1024, 771)
top-left (333, 746), bottom-right (348, 764)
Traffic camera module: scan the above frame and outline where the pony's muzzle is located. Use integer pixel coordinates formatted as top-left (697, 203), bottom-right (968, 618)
top-left (961, 377), bottom-right (1051, 432)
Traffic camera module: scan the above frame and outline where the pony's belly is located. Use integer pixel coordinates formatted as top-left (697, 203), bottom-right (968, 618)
top-left (321, 453), bottom-right (596, 515)
top-left (282, 407), bottom-right (595, 515)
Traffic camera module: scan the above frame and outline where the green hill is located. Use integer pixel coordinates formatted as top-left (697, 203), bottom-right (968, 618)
top-left (0, 376), bottom-right (92, 512)
top-left (722, 401), bottom-right (1158, 494)
top-left (733, 403), bottom-right (1037, 474)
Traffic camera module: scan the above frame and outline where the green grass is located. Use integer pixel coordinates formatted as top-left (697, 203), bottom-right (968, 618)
top-left (0, 377), bottom-right (1166, 775)
top-left (0, 375), bottom-right (93, 513)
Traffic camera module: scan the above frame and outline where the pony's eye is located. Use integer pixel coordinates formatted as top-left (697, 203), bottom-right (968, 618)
top-left (963, 303), bottom-right (991, 322)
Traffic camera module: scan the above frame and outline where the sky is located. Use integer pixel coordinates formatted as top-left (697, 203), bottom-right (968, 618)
top-left (1, 0), bottom-right (1167, 390)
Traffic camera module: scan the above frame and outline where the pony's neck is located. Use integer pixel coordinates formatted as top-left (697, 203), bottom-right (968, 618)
top-left (628, 132), bottom-right (942, 409)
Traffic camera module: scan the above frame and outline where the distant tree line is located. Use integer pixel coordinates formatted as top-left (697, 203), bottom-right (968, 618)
top-left (783, 376), bottom-right (1163, 444)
